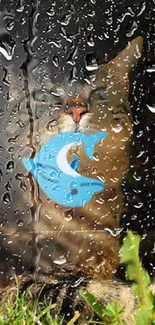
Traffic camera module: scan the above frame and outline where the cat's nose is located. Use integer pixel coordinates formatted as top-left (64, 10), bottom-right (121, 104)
top-left (67, 104), bottom-right (87, 123)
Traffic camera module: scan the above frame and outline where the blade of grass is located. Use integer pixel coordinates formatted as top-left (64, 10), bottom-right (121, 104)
top-left (66, 311), bottom-right (80, 325)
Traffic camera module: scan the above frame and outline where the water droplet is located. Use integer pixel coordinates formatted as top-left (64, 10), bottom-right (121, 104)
top-left (104, 227), bottom-right (123, 237)
top-left (51, 185), bottom-right (60, 192)
top-left (2, 192), bottom-right (11, 204)
top-left (0, 169), bottom-right (3, 182)
top-left (16, 0), bottom-right (25, 12)
top-left (110, 119), bottom-right (123, 133)
top-left (71, 277), bottom-right (85, 287)
top-left (67, 46), bottom-right (78, 65)
top-left (20, 17), bottom-right (26, 25)
top-left (87, 33), bottom-right (95, 47)
top-left (64, 210), bottom-right (73, 221)
top-left (46, 24), bottom-right (53, 33)
top-left (58, 13), bottom-right (72, 26)
top-left (17, 220), bottom-right (24, 227)
top-left (5, 182), bottom-right (12, 191)
top-left (15, 173), bottom-right (27, 192)
top-left (147, 105), bottom-right (155, 113)
top-left (98, 34), bottom-right (104, 40)
top-left (46, 119), bottom-right (58, 133)
top-left (146, 66), bottom-right (155, 73)
top-left (114, 24), bottom-right (121, 33)
top-left (97, 172), bottom-right (105, 183)
top-left (53, 256), bottom-right (67, 265)
top-left (103, 32), bottom-right (110, 39)
top-left (118, 8), bottom-right (135, 22)
top-left (0, 109), bottom-right (4, 117)
top-left (47, 7), bottom-right (55, 17)
top-left (91, 167), bottom-right (97, 175)
top-left (6, 21), bottom-right (14, 31)
top-left (87, 23), bottom-right (94, 31)
top-left (143, 156), bottom-right (149, 165)
top-left (131, 215), bottom-right (137, 220)
top-left (2, 67), bottom-right (10, 86)
top-left (0, 34), bottom-right (15, 60)
top-left (133, 174), bottom-right (141, 181)
top-left (93, 152), bottom-right (100, 162)
top-left (134, 202), bottom-right (143, 209)
top-left (87, 10), bottom-right (95, 17)
top-left (69, 67), bottom-right (78, 82)
top-left (8, 135), bottom-right (19, 143)
top-left (136, 151), bottom-right (145, 158)
top-left (97, 250), bottom-right (104, 255)
top-left (16, 119), bottom-right (25, 128)
top-left (8, 146), bottom-right (14, 153)
top-left (46, 38), bottom-right (61, 48)
top-left (137, 2), bottom-right (146, 16)
top-left (52, 54), bottom-right (59, 67)
top-left (126, 21), bottom-right (138, 37)
top-left (136, 130), bottom-right (143, 138)
top-left (106, 17), bottom-right (113, 26)
top-left (85, 53), bottom-right (98, 71)
top-left (6, 160), bottom-right (14, 172)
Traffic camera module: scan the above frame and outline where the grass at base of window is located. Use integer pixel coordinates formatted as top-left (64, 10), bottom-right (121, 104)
top-left (0, 280), bottom-right (80, 325)
top-left (0, 231), bottom-right (155, 325)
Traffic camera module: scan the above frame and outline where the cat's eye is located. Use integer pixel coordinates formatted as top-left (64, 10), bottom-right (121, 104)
top-left (94, 89), bottom-right (105, 100)
top-left (33, 90), bottom-right (56, 103)
top-left (90, 88), bottom-right (106, 102)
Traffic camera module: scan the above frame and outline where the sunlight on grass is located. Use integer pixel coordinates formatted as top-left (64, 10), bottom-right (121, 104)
top-left (0, 231), bottom-right (155, 325)
top-left (0, 278), bottom-right (80, 325)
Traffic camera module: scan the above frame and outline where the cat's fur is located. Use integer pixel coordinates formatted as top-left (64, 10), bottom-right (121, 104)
top-left (0, 37), bottom-right (144, 324)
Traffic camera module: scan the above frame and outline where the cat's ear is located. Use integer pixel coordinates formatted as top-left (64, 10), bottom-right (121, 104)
top-left (109, 36), bottom-right (143, 90)
top-left (97, 36), bottom-right (143, 92)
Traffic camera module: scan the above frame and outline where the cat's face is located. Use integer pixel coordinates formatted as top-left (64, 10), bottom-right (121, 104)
top-left (28, 70), bottom-right (131, 146)
top-left (7, 37), bottom-right (142, 165)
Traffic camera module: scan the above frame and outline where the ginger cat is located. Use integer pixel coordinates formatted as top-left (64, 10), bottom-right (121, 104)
top-left (0, 37), bottom-right (143, 281)
top-left (0, 36), bottom-right (145, 325)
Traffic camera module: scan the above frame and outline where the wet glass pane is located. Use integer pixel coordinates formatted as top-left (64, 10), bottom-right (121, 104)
top-left (0, 0), bottom-right (155, 322)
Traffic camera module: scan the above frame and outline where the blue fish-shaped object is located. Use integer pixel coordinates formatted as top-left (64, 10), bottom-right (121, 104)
top-left (22, 131), bottom-right (108, 207)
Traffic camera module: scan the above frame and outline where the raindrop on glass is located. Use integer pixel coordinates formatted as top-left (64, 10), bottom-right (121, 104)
top-left (126, 21), bottom-right (138, 37)
top-left (53, 256), bottom-right (67, 265)
top-left (47, 7), bottom-right (55, 17)
top-left (2, 192), bottom-right (11, 204)
top-left (52, 54), bottom-right (59, 68)
top-left (6, 160), bottom-right (14, 172)
top-left (85, 53), bottom-right (98, 71)
top-left (16, 0), bottom-right (25, 13)
top-left (17, 220), bottom-right (24, 227)
top-left (134, 202), bottom-right (143, 209)
top-left (137, 2), bottom-right (146, 16)
top-left (87, 33), bottom-right (95, 47)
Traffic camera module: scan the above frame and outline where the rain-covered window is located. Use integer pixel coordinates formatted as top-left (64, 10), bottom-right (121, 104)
top-left (0, 0), bottom-right (155, 324)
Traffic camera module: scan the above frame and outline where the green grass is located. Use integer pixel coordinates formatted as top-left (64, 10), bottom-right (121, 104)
top-left (0, 282), bottom-right (124, 325)
top-left (0, 281), bottom-right (80, 325)
top-left (0, 231), bottom-right (155, 325)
